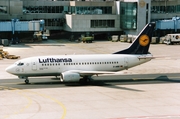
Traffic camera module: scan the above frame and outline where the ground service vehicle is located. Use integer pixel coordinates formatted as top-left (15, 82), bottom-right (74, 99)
top-left (164, 34), bottom-right (180, 45)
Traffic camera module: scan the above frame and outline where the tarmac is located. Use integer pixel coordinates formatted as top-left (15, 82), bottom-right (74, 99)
top-left (1, 40), bottom-right (180, 119)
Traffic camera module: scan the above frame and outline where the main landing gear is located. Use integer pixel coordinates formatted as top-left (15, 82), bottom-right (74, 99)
top-left (79, 76), bottom-right (91, 84)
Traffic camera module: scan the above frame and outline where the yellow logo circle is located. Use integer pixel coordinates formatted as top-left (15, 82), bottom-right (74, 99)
top-left (139, 0), bottom-right (146, 8)
top-left (139, 35), bottom-right (150, 47)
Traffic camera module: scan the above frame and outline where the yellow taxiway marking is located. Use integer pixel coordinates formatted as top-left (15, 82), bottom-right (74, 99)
top-left (29, 91), bottom-right (67, 119)
top-left (1, 86), bottom-right (66, 119)
top-left (1, 86), bottom-right (33, 119)
top-left (26, 90), bottom-right (66, 119)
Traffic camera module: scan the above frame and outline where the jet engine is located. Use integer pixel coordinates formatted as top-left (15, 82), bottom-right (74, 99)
top-left (61, 71), bottom-right (81, 82)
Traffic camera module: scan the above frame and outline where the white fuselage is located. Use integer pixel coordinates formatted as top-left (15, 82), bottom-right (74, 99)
top-left (6, 54), bottom-right (152, 77)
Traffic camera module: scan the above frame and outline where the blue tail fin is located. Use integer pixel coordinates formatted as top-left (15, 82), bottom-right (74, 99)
top-left (113, 22), bottom-right (155, 54)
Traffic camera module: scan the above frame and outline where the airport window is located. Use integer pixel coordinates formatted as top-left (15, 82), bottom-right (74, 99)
top-left (45, 18), bottom-right (64, 27)
top-left (177, 5), bottom-right (180, 12)
top-left (23, 6), bottom-right (63, 14)
top-left (0, 6), bottom-right (7, 14)
top-left (69, 6), bottom-right (112, 15)
top-left (91, 20), bottom-right (115, 28)
top-left (151, 5), bottom-right (179, 13)
top-left (120, 2), bottom-right (137, 30)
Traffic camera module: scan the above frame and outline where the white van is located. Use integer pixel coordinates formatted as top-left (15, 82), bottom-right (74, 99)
top-left (164, 34), bottom-right (180, 45)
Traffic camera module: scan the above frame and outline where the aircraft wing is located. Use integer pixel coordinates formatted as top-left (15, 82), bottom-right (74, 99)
top-left (79, 71), bottom-right (117, 76)
top-left (65, 70), bottom-right (116, 76)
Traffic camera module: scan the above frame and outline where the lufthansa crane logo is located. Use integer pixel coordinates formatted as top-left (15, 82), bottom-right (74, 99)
top-left (139, 35), bottom-right (150, 47)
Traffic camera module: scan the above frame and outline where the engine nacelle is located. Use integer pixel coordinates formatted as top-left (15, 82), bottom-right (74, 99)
top-left (61, 71), bottom-right (81, 82)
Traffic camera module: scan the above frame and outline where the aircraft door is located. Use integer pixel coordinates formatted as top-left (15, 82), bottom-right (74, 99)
top-left (124, 57), bottom-right (128, 69)
top-left (32, 61), bottom-right (37, 71)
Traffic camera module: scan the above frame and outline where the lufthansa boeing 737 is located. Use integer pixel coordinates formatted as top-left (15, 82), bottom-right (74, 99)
top-left (6, 23), bottom-right (155, 84)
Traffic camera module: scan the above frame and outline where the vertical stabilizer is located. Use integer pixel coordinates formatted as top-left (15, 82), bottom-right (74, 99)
top-left (114, 23), bottom-right (155, 54)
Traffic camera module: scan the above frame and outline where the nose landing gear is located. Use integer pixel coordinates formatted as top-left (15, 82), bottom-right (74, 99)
top-left (18, 76), bottom-right (29, 84)
top-left (25, 79), bottom-right (29, 84)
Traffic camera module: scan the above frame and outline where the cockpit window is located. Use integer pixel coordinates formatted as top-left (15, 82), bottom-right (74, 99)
top-left (17, 62), bottom-right (24, 66)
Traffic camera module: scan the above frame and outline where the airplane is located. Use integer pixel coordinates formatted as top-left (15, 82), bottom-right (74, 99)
top-left (6, 22), bottom-right (155, 84)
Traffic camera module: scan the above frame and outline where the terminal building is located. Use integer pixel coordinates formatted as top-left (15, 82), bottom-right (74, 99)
top-left (1, 0), bottom-right (177, 40)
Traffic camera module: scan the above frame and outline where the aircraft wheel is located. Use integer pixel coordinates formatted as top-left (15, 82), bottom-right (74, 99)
top-left (79, 77), bottom-right (91, 85)
top-left (25, 79), bottom-right (29, 84)
top-left (167, 39), bottom-right (172, 45)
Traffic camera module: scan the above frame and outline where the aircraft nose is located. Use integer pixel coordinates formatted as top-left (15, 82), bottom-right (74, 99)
top-left (5, 65), bottom-right (14, 74)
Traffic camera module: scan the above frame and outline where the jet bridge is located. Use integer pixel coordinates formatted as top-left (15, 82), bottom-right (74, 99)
top-left (0, 19), bottom-right (45, 44)
top-left (155, 17), bottom-right (180, 38)
top-left (156, 17), bottom-right (180, 32)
